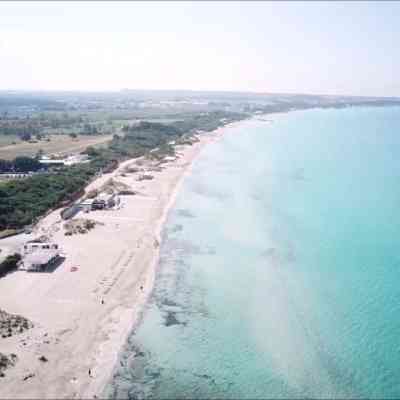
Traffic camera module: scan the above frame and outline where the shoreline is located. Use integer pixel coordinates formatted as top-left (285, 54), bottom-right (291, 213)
top-left (0, 119), bottom-right (244, 399)
top-left (83, 128), bottom-right (224, 399)
top-left (94, 119), bottom-right (246, 397)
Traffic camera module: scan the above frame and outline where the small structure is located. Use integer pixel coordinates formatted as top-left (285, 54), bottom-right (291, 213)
top-left (38, 159), bottom-right (65, 167)
top-left (39, 154), bottom-right (90, 167)
top-left (20, 241), bottom-right (62, 271)
top-left (22, 242), bottom-right (59, 256)
top-left (20, 250), bottom-right (60, 272)
top-left (61, 205), bottom-right (81, 220)
top-left (77, 198), bottom-right (94, 213)
top-left (92, 193), bottom-right (118, 210)
top-left (0, 172), bottom-right (34, 179)
top-left (92, 198), bottom-right (106, 210)
top-left (136, 174), bottom-right (154, 181)
top-left (64, 154), bottom-right (90, 166)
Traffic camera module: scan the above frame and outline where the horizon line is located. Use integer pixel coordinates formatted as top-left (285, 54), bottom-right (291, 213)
top-left (0, 88), bottom-right (399, 100)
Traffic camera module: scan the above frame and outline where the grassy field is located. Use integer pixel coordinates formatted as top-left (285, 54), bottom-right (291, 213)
top-left (0, 134), bottom-right (113, 160)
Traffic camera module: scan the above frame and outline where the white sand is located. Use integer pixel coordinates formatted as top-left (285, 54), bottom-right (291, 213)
top-left (0, 125), bottom-right (236, 399)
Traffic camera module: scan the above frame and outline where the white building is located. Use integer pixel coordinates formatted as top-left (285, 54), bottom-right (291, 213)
top-left (20, 250), bottom-right (60, 272)
top-left (64, 154), bottom-right (90, 166)
top-left (0, 173), bottom-right (34, 179)
top-left (77, 198), bottom-right (94, 212)
top-left (39, 154), bottom-right (90, 167)
top-left (20, 241), bottom-right (62, 271)
top-left (92, 192), bottom-right (119, 210)
top-left (22, 242), bottom-right (59, 256)
top-left (38, 159), bottom-right (65, 167)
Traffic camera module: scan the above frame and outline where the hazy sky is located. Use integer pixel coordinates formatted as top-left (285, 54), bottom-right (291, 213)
top-left (1, 1), bottom-right (399, 96)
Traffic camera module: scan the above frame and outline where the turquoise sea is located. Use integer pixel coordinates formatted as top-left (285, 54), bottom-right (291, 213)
top-left (106, 107), bottom-right (400, 399)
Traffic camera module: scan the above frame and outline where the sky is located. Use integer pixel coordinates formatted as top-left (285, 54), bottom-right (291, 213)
top-left (0, 1), bottom-right (399, 96)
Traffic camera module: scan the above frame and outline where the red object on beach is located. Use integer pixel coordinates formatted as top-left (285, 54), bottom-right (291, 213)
top-left (70, 266), bottom-right (78, 272)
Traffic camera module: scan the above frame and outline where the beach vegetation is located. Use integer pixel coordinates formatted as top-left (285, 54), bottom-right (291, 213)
top-left (0, 156), bottom-right (42, 173)
top-left (0, 111), bottom-right (246, 231)
top-left (0, 253), bottom-right (21, 278)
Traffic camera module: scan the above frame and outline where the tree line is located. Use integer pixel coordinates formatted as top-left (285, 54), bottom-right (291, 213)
top-left (0, 157), bottom-right (43, 174)
top-left (0, 111), bottom-right (247, 231)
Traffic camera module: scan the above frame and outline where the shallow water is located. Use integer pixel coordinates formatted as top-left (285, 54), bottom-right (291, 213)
top-left (106, 107), bottom-right (400, 399)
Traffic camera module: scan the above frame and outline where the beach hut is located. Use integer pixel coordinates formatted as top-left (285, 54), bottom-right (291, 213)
top-left (21, 250), bottom-right (60, 272)
top-left (22, 242), bottom-right (59, 255)
top-left (93, 193), bottom-right (118, 209)
top-left (78, 198), bottom-right (94, 213)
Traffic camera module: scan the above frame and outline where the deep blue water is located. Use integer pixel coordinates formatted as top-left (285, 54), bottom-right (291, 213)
top-left (106, 107), bottom-right (400, 399)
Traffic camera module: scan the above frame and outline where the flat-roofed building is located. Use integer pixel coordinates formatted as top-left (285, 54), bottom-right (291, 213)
top-left (20, 249), bottom-right (60, 272)
top-left (93, 192), bottom-right (119, 209)
top-left (77, 198), bottom-right (94, 212)
top-left (39, 154), bottom-right (90, 167)
top-left (38, 159), bottom-right (65, 167)
top-left (22, 242), bottom-right (59, 255)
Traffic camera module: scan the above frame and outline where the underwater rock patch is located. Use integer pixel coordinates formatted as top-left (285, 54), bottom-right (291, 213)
top-left (164, 311), bottom-right (186, 327)
top-left (176, 209), bottom-right (195, 218)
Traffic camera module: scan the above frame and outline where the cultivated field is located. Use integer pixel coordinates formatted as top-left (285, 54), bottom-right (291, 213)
top-left (0, 135), bottom-right (113, 160)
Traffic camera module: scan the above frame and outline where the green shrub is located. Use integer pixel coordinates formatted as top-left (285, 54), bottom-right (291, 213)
top-left (0, 254), bottom-right (21, 277)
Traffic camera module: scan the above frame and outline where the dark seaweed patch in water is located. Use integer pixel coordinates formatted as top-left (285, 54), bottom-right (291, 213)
top-left (190, 181), bottom-right (230, 201)
top-left (251, 193), bottom-right (262, 201)
top-left (260, 247), bottom-right (277, 258)
top-left (105, 228), bottom-right (215, 398)
top-left (205, 245), bottom-right (216, 255)
top-left (286, 246), bottom-right (296, 263)
top-left (193, 304), bottom-right (211, 319)
top-left (177, 241), bottom-right (202, 255)
top-left (176, 208), bottom-right (196, 218)
top-left (164, 238), bottom-right (203, 256)
top-left (193, 372), bottom-right (217, 386)
top-left (292, 167), bottom-right (306, 181)
top-left (110, 330), bottom-right (172, 398)
top-left (161, 298), bottom-right (179, 307)
top-left (164, 311), bottom-right (187, 327)
top-left (147, 370), bottom-right (161, 380)
top-left (260, 246), bottom-right (296, 264)
top-left (169, 224), bottom-right (183, 234)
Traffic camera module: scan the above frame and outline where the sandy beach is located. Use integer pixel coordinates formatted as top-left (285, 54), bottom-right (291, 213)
top-left (0, 123), bottom-right (237, 399)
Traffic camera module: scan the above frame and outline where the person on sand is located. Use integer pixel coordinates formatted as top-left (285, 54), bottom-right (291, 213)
top-left (101, 299), bottom-right (104, 305)
top-left (88, 369), bottom-right (92, 377)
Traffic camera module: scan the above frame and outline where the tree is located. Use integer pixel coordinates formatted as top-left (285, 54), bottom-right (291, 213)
top-left (85, 146), bottom-right (100, 157)
top-left (0, 254), bottom-right (21, 277)
top-left (20, 132), bottom-right (31, 141)
top-left (83, 123), bottom-right (99, 135)
top-left (83, 123), bottom-right (92, 134)
top-left (0, 159), bottom-right (13, 173)
top-left (35, 149), bottom-right (45, 160)
top-left (13, 157), bottom-right (41, 172)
